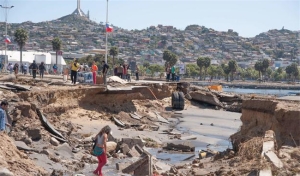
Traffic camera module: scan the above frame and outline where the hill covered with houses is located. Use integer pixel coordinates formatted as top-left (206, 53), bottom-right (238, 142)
top-left (0, 15), bottom-right (299, 69)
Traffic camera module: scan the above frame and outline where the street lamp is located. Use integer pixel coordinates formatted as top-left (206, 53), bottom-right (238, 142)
top-left (0, 5), bottom-right (14, 71)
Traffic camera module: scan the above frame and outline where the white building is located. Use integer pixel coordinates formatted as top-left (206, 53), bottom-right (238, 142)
top-left (0, 50), bottom-right (67, 72)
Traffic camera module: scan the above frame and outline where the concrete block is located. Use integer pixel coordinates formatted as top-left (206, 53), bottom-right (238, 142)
top-left (134, 144), bottom-right (144, 154)
top-left (120, 143), bottom-right (130, 155)
top-left (127, 147), bottom-right (141, 157)
top-left (261, 141), bottom-right (275, 156)
top-left (122, 138), bottom-right (144, 149)
top-left (264, 151), bottom-right (283, 168)
top-left (116, 162), bottom-right (131, 171)
top-left (259, 168), bottom-right (272, 176)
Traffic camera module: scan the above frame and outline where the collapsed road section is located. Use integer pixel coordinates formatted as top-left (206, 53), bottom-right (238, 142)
top-left (0, 76), bottom-right (299, 176)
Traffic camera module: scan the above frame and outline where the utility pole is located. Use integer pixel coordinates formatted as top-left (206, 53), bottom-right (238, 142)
top-left (0, 4), bottom-right (14, 71)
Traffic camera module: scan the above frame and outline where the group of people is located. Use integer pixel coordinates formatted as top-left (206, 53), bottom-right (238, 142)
top-left (114, 64), bottom-right (139, 82)
top-left (69, 59), bottom-right (109, 85)
top-left (165, 63), bottom-right (176, 82)
top-left (5, 61), bottom-right (56, 80)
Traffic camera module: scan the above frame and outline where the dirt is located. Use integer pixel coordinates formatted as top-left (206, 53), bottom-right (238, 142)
top-left (0, 133), bottom-right (47, 176)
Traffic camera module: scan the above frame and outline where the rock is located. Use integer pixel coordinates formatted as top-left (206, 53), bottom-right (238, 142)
top-left (291, 149), bottom-right (300, 162)
top-left (190, 90), bottom-right (224, 107)
top-left (106, 141), bottom-right (117, 153)
top-left (14, 141), bottom-right (34, 151)
top-left (50, 137), bottom-right (60, 146)
top-left (259, 168), bottom-right (272, 176)
top-left (22, 137), bottom-right (32, 145)
top-left (163, 140), bottom-right (195, 152)
top-left (40, 149), bottom-right (51, 156)
top-left (27, 129), bottom-right (42, 141)
top-left (122, 138), bottom-right (144, 149)
top-left (0, 167), bottom-right (14, 176)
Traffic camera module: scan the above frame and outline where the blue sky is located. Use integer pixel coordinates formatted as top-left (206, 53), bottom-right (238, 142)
top-left (0, 0), bottom-right (299, 37)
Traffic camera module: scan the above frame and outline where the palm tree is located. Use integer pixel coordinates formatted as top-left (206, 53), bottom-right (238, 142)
top-left (196, 57), bottom-right (205, 80)
top-left (203, 57), bottom-right (211, 80)
top-left (228, 60), bottom-right (238, 81)
top-left (52, 37), bottom-right (62, 65)
top-left (14, 28), bottom-right (29, 66)
top-left (255, 61), bottom-right (263, 79)
top-left (109, 47), bottom-right (118, 65)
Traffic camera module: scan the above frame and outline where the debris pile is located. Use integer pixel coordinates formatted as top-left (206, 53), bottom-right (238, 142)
top-left (189, 86), bottom-right (244, 112)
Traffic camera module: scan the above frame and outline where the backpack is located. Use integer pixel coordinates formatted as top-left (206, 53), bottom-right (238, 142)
top-left (91, 137), bottom-right (103, 156)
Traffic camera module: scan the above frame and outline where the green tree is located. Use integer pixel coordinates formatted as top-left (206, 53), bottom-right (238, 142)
top-left (197, 57), bottom-right (205, 80)
top-left (207, 65), bottom-right (217, 80)
top-left (255, 61), bottom-right (263, 79)
top-left (222, 65), bottom-right (231, 82)
top-left (52, 37), bottom-right (62, 65)
top-left (14, 28), bottom-right (29, 66)
top-left (203, 57), bottom-right (211, 80)
top-left (186, 64), bottom-right (199, 77)
top-left (143, 62), bottom-right (150, 69)
top-left (262, 59), bottom-right (270, 79)
top-left (163, 50), bottom-right (178, 66)
top-left (286, 63), bottom-right (299, 82)
top-left (148, 64), bottom-right (164, 77)
top-left (228, 60), bottom-right (238, 81)
top-left (109, 47), bottom-right (118, 65)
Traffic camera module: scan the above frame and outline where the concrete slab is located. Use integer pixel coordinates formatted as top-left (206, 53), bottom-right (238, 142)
top-left (264, 151), bottom-right (283, 168)
top-left (259, 168), bottom-right (272, 176)
top-left (261, 141), bottom-right (275, 156)
top-left (278, 96), bottom-right (300, 101)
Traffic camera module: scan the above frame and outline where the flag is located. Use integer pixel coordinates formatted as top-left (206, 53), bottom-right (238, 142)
top-left (4, 37), bottom-right (11, 43)
top-left (106, 24), bottom-right (113, 33)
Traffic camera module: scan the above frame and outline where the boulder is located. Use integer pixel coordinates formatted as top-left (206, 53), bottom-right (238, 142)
top-left (106, 141), bottom-right (117, 153)
top-left (190, 90), bottom-right (223, 107)
top-left (122, 138), bottom-right (144, 149)
top-left (27, 129), bottom-right (42, 141)
top-left (50, 137), bottom-right (60, 146)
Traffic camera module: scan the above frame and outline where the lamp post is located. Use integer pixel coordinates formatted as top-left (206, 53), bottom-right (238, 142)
top-left (0, 5), bottom-right (14, 71)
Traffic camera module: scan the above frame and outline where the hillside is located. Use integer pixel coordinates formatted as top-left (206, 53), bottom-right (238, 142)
top-left (0, 15), bottom-right (299, 64)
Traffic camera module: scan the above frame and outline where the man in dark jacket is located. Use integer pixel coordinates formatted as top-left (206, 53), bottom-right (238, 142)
top-left (29, 60), bottom-right (38, 79)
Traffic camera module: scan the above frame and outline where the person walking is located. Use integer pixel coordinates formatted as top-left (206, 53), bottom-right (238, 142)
top-left (53, 64), bottom-right (58, 75)
top-left (102, 61), bottom-right (109, 85)
top-left (91, 61), bottom-right (98, 85)
top-left (29, 60), bottom-right (38, 79)
top-left (13, 63), bottom-right (19, 76)
top-left (93, 125), bottom-right (111, 176)
top-left (0, 100), bottom-right (10, 133)
top-left (23, 63), bottom-right (28, 75)
top-left (39, 62), bottom-right (46, 79)
top-left (117, 64), bottom-right (123, 78)
top-left (135, 65), bottom-right (139, 81)
top-left (165, 63), bottom-right (171, 82)
top-left (71, 59), bottom-right (80, 84)
top-left (171, 65), bottom-right (176, 81)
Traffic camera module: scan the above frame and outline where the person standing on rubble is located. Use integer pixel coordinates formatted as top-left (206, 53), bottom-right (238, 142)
top-left (29, 60), bottom-right (38, 79)
top-left (102, 61), bottom-right (109, 85)
top-left (93, 125), bottom-right (111, 176)
top-left (91, 61), bottom-right (98, 85)
top-left (0, 100), bottom-right (10, 133)
top-left (117, 64), bottom-right (123, 78)
top-left (135, 64), bottom-right (139, 81)
top-left (71, 59), bottom-right (80, 85)
top-left (39, 62), bottom-right (46, 79)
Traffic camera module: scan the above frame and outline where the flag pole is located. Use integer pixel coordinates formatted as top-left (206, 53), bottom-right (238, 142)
top-left (105, 0), bottom-right (108, 64)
